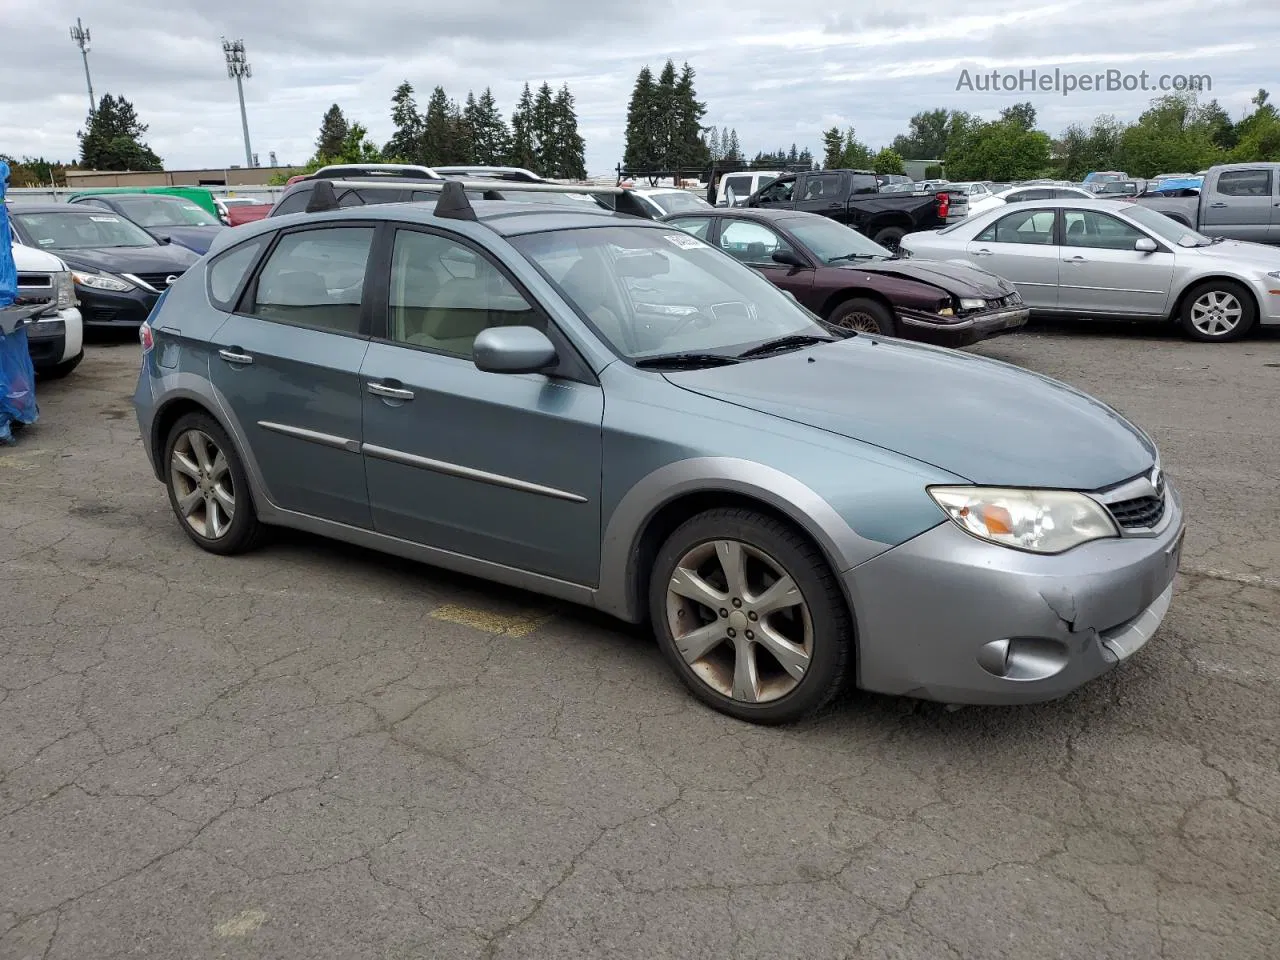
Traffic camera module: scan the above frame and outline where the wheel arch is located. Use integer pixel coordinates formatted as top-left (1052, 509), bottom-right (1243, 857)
top-left (595, 458), bottom-right (888, 630)
top-left (818, 286), bottom-right (899, 322)
top-left (1169, 274), bottom-right (1260, 323)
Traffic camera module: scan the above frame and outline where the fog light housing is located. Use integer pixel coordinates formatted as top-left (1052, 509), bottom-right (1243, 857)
top-left (976, 637), bottom-right (1069, 681)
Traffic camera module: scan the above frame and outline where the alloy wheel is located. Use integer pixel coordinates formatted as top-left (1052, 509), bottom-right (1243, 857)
top-left (169, 428), bottom-right (236, 539)
top-left (664, 539), bottom-right (813, 703)
top-left (1190, 290), bottom-right (1242, 337)
top-left (836, 312), bottom-right (882, 333)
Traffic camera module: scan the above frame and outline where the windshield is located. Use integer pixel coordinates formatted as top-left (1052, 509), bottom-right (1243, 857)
top-left (789, 217), bottom-right (892, 262)
top-left (14, 211), bottom-right (157, 249)
top-left (112, 197), bottom-right (220, 226)
top-left (649, 192), bottom-right (710, 215)
top-left (1118, 203), bottom-right (1212, 246)
top-left (511, 225), bottom-right (829, 361)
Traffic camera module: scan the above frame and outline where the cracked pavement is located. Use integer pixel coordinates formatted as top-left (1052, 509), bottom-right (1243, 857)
top-left (1, 322), bottom-right (1277, 959)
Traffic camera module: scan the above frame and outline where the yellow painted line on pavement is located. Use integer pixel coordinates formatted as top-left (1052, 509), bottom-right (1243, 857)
top-left (429, 603), bottom-right (555, 638)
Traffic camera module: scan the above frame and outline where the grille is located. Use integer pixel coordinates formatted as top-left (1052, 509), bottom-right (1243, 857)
top-left (1108, 494), bottom-right (1165, 529)
top-left (990, 292), bottom-right (1023, 308)
top-left (133, 271), bottom-right (184, 289)
top-left (17, 272), bottom-right (53, 289)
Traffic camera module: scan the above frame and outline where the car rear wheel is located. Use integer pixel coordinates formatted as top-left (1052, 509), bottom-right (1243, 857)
top-left (829, 297), bottom-right (896, 335)
top-left (163, 412), bottom-right (264, 555)
top-left (1179, 280), bottom-right (1256, 342)
top-left (649, 508), bottom-right (854, 724)
top-left (872, 226), bottom-right (906, 251)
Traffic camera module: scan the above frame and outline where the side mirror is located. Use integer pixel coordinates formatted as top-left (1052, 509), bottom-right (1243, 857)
top-left (1134, 237), bottom-right (1158, 253)
top-left (772, 249), bottom-right (807, 268)
top-left (157, 235), bottom-right (172, 244)
top-left (472, 326), bottom-right (558, 375)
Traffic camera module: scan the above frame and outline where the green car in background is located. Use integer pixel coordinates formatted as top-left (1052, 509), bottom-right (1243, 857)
top-left (66, 186), bottom-right (225, 222)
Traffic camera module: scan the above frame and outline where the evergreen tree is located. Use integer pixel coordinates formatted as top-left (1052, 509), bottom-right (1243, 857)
top-left (548, 84), bottom-right (587, 179)
top-left (704, 125), bottom-right (720, 161)
top-left (383, 84), bottom-right (422, 162)
top-left (672, 62), bottom-right (709, 167)
top-left (509, 83), bottom-right (537, 170)
top-left (787, 143), bottom-right (799, 164)
top-left (654, 60), bottom-right (678, 166)
top-left (316, 103), bottom-right (350, 160)
top-left (623, 67), bottom-right (659, 172)
top-left (421, 86), bottom-right (459, 166)
top-left (821, 126), bottom-right (844, 168)
top-left (725, 128), bottom-right (741, 161)
top-left (798, 147), bottom-right (814, 169)
top-left (529, 82), bottom-right (557, 176)
top-left (467, 87), bottom-right (511, 165)
top-left (77, 94), bottom-right (162, 170)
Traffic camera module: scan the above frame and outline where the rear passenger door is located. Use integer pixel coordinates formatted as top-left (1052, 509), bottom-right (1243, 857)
top-left (793, 172), bottom-right (846, 217)
top-left (357, 226), bottom-right (605, 585)
top-left (208, 223), bottom-right (376, 527)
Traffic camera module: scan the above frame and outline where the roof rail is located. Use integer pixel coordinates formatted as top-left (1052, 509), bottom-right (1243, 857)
top-left (309, 163), bottom-right (442, 181)
top-left (433, 166), bottom-right (544, 183)
top-left (409, 180), bottom-right (623, 196)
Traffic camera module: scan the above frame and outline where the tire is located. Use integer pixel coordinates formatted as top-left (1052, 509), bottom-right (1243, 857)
top-left (38, 350), bottom-right (83, 380)
top-left (872, 226), bottom-right (906, 252)
top-left (648, 508), bottom-right (854, 724)
top-left (163, 412), bottom-right (265, 555)
top-left (829, 297), bottom-right (896, 336)
top-left (1178, 280), bottom-right (1256, 342)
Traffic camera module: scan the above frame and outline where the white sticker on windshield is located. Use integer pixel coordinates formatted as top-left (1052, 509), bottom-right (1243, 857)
top-left (664, 232), bottom-right (705, 249)
top-left (89, 215), bottom-right (120, 222)
top-left (182, 205), bottom-right (203, 212)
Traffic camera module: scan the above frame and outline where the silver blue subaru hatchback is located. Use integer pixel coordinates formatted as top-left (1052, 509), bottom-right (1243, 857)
top-left (134, 182), bottom-right (1185, 724)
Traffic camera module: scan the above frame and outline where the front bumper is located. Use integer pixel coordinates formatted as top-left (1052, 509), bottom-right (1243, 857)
top-left (25, 307), bottom-right (83, 369)
top-left (897, 305), bottom-right (1030, 347)
top-left (77, 284), bottom-right (160, 327)
top-left (844, 483), bottom-right (1184, 705)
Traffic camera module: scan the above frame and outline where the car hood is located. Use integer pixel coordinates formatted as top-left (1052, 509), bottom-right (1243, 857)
top-left (54, 244), bottom-right (201, 275)
top-left (1184, 238), bottom-right (1280, 267)
top-left (663, 336), bottom-right (1155, 489)
top-left (845, 258), bottom-right (1017, 298)
top-left (147, 224), bottom-right (223, 253)
top-left (11, 242), bottom-right (66, 271)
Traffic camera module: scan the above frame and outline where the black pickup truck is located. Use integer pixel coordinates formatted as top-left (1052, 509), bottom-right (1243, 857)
top-left (744, 169), bottom-right (953, 251)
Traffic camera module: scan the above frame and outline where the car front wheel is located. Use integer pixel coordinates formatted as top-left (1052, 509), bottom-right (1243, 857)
top-left (163, 412), bottom-right (265, 555)
top-left (1179, 280), bottom-right (1256, 342)
top-left (829, 297), bottom-right (896, 335)
top-left (649, 508), bottom-right (854, 724)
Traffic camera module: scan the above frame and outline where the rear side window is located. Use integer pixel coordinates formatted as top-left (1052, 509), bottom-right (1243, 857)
top-left (245, 227), bottom-right (375, 336)
top-left (270, 187), bottom-right (312, 217)
top-left (208, 237), bottom-right (269, 309)
top-left (1216, 169), bottom-right (1272, 197)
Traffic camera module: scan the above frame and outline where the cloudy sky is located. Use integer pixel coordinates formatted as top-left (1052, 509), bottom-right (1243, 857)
top-left (2, 0), bottom-right (1276, 176)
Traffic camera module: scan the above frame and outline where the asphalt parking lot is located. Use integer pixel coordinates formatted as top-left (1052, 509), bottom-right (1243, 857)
top-left (2, 323), bottom-right (1278, 959)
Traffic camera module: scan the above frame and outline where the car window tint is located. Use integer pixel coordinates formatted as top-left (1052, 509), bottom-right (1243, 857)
top-left (247, 226), bottom-right (373, 335)
top-left (722, 176), bottom-right (754, 199)
top-left (208, 236), bottom-right (268, 309)
top-left (665, 217), bottom-right (713, 240)
top-left (756, 178), bottom-right (795, 203)
top-left (1216, 169), bottom-right (1272, 197)
top-left (387, 229), bottom-right (542, 359)
top-left (337, 189), bottom-right (364, 208)
top-left (978, 209), bottom-right (1055, 244)
top-left (1061, 210), bottom-right (1147, 249)
top-left (271, 189), bottom-right (311, 216)
top-left (801, 174), bottom-right (842, 199)
top-left (718, 220), bottom-right (796, 264)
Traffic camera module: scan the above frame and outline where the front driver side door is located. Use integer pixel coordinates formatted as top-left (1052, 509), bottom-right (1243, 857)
top-left (358, 226), bottom-right (604, 585)
top-left (966, 208), bottom-right (1060, 309)
top-left (716, 219), bottom-right (814, 303)
top-left (1058, 209), bottom-right (1175, 317)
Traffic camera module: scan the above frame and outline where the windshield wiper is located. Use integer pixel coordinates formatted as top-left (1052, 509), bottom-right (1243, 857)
top-left (828, 252), bottom-right (884, 263)
top-left (736, 334), bottom-right (835, 359)
top-left (634, 353), bottom-right (741, 369)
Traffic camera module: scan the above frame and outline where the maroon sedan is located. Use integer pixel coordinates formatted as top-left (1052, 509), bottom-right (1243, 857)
top-left (660, 208), bottom-right (1029, 347)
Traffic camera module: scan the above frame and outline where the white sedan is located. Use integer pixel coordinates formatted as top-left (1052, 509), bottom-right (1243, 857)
top-left (898, 198), bottom-right (1280, 342)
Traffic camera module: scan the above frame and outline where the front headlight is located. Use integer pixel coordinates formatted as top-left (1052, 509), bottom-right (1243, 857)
top-left (958, 297), bottom-right (987, 311)
top-left (72, 270), bottom-right (134, 293)
top-left (928, 486), bottom-right (1118, 554)
top-left (1266, 271), bottom-right (1280, 280)
top-left (53, 271), bottom-right (77, 308)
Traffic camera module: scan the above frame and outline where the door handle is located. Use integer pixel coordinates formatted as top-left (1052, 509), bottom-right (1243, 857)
top-left (218, 348), bottom-right (253, 365)
top-left (1065, 256), bottom-right (1087, 263)
top-left (973, 248), bottom-right (993, 256)
top-left (1209, 202), bottom-right (1227, 208)
top-left (367, 381), bottom-right (415, 401)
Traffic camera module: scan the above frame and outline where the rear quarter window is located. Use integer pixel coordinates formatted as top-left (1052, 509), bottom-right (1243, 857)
top-left (207, 236), bottom-right (270, 309)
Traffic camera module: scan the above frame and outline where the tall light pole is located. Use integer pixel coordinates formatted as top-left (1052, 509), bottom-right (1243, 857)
top-left (221, 38), bottom-right (254, 167)
top-left (69, 18), bottom-right (94, 114)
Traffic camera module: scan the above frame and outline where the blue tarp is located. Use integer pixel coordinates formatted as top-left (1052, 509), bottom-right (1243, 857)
top-left (1149, 177), bottom-right (1203, 193)
top-left (0, 159), bottom-right (40, 444)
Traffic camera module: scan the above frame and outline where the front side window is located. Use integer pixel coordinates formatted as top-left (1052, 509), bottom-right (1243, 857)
top-left (1061, 210), bottom-right (1147, 249)
top-left (717, 220), bottom-right (796, 264)
top-left (755, 178), bottom-right (795, 203)
top-left (512, 225), bottom-right (829, 361)
top-left (13, 211), bottom-right (157, 249)
top-left (387, 229), bottom-right (541, 358)
top-left (247, 226), bottom-right (374, 335)
top-left (977, 209), bottom-right (1056, 244)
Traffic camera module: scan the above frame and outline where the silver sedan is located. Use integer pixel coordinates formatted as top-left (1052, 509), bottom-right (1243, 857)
top-left (899, 198), bottom-right (1280, 342)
